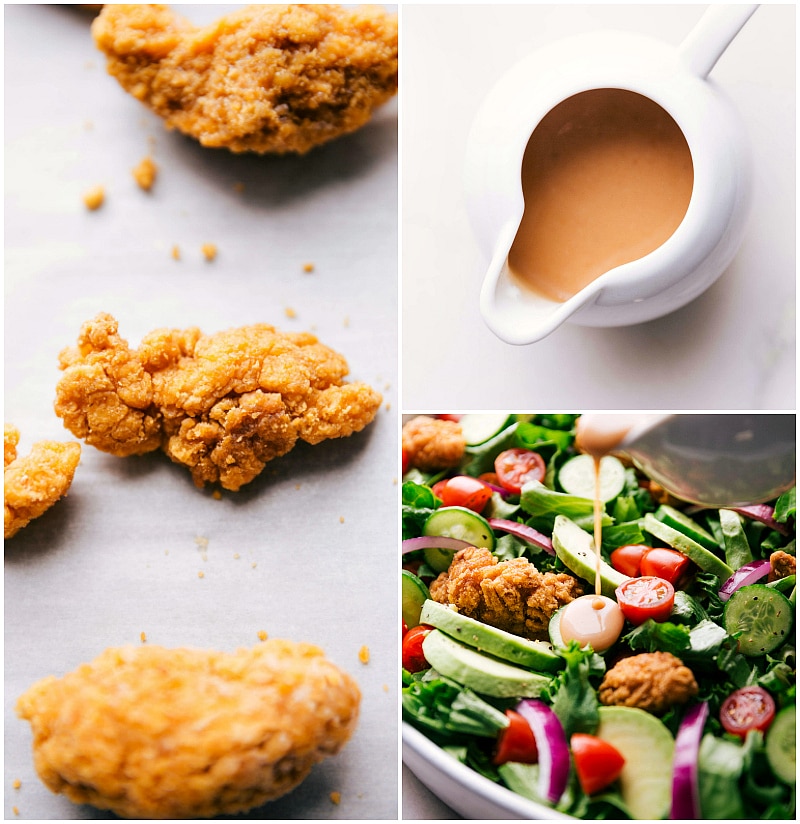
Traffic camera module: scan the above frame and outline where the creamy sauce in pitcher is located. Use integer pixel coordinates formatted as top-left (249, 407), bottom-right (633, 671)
top-left (508, 88), bottom-right (694, 302)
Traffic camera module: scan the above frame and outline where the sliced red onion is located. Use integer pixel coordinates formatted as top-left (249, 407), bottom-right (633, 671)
top-left (482, 480), bottom-right (512, 499)
top-left (671, 701), bottom-right (709, 820)
top-left (719, 559), bottom-right (771, 601)
top-left (402, 536), bottom-right (473, 556)
top-left (488, 519), bottom-right (555, 555)
top-left (733, 504), bottom-right (790, 536)
top-left (515, 699), bottom-right (569, 805)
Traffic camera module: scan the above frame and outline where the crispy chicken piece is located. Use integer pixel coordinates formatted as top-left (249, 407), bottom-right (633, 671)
top-left (598, 652), bottom-right (699, 716)
top-left (402, 415), bottom-right (466, 473)
top-left (429, 546), bottom-right (584, 641)
top-left (16, 640), bottom-right (360, 819)
top-left (768, 550), bottom-right (796, 582)
top-left (54, 313), bottom-right (382, 491)
top-left (4, 424), bottom-right (81, 539)
top-left (91, 4), bottom-right (398, 154)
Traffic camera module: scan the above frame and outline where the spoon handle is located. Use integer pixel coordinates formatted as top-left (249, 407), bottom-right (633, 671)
top-left (679, 3), bottom-right (759, 78)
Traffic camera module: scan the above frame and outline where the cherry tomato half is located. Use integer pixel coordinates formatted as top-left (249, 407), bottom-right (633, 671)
top-left (640, 547), bottom-right (692, 586)
top-left (434, 475), bottom-right (493, 514)
top-left (437, 414), bottom-right (462, 422)
top-left (610, 545), bottom-right (650, 577)
top-left (720, 686), bottom-right (776, 739)
top-left (615, 576), bottom-right (675, 625)
top-left (494, 448), bottom-right (546, 495)
top-left (402, 448), bottom-right (411, 475)
top-left (571, 733), bottom-right (625, 795)
top-left (402, 624), bottom-right (433, 673)
top-left (493, 710), bottom-right (538, 766)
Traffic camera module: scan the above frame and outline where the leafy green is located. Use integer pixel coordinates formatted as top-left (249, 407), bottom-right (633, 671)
top-left (698, 733), bottom-right (746, 818)
top-left (520, 482), bottom-right (612, 533)
top-left (402, 674), bottom-right (509, 739)
top-left (547, 642), bottom-right (605, 738)
top-left (402, 481), bottom-right (439, 539)
top-left (775, 487), bottom-right (796, 523)
top-left (460, 423), bottom-right (521, 477)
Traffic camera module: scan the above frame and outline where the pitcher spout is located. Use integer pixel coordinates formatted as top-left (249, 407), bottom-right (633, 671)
top-left (479, 230), bottom-right (600, 345)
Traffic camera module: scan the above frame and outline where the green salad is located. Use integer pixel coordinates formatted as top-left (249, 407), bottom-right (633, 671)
top-left (402, 414), bottom-right (796, 820)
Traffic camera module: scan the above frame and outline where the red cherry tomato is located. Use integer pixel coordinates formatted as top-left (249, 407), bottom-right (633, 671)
top-left (431, 480), bottom-right (449, 501)
top-left (402, 448), bottom-right (411, 475)
top-left (437, 414), bottom-right (462, 422)
top-left (615, 576), bottom-right (675, 625)
top-left (434, 475), bottom-right (492, 513)
top-left (402, 620), bottom-right (409, 639)
top-left (640, 547), bottom-right (692, 586)
top-left (571, 733), bottom-right (625, 795)
top-left (479, 472), bottom-right (501, 487)
top-left (720, 686), bottom-right (776, 739)
top-left (402, 624), bottom-right (433, 673)
top-left (493, 710), bottom-right (539, 766)
top-left (494, 448), bottom-right (546, 495)
top-left (610, 545), bottom-right (650, 577)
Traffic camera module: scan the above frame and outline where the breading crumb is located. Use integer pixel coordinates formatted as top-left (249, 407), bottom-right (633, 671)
top-left (285, 307), bottom-right (297, 319)
top-left (212, 489), bottom-right (222, 500)
top-left (303, 263), bottom-right (315, 273)
top-left (195, 537), bottom-right (209, 550)
top-left (140, 632), bottom-right (147, 643)
top-left (339, 515), bottom-right (345, 524)
top-left (233, 553), bottom-right (240, 560)
top-left (12, 806), bottom-right (19, 816)
top-left (201, 243), bottom-right (217, 262)
top-left (233, 182), bottom-right (245, 193)
top-left (257, 630), bottom-right (268, 642)
top-left (295, 483), bottom-right (302, 490)
top-left (343, 316), bottom-right (350, 327)
top-left (171, 245), bottom-right (181, 261)
top-left (385, 402), bottom-right (391, 412)
top-left (83, 185), bottom-right (105, 210)
top-left (132, 155), bottom-right (157, 191)
top-left (382, 684), bottom-right (389, 692)
top-left (358, 645), bottom-right (370, 664)
top-left (198, 571), bottom-right (205, 579)
top-left (251, 562), bottom-right (257, 569)
top-left (329, 791), bottom-right (342, 805)
top-left (12, 779), bottom-right (21, 790)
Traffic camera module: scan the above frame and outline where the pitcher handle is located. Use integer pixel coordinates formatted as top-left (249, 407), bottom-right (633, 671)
top-left (679, 4), bottom-right (759, 78)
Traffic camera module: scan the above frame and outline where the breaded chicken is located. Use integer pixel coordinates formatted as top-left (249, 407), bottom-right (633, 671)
top-left (16, 640), bottom-right (360, 819)
top-left (54, 313), bottom-right (382, 491)
top-left (769, 550), bottom-right (796, 582)
top-left (91, 4), bottom-right (398, 154)
top-left (598, 651), bottom-right (698, 716)
top-left (402, 415), bottom-right (466, 472)
top-left (430, 546), bottom-right (584, 641)
top-left (4, 424), bottom-right (81, 539)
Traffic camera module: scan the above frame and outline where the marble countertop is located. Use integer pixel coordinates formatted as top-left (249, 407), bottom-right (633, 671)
top-left (402, 4), bottom-right (795, 412)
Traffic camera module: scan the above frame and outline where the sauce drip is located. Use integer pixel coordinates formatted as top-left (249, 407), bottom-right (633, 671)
top-left (593, 456), bottom-right (603, 596)
top-left (508, 88), bottom-right (694, 302)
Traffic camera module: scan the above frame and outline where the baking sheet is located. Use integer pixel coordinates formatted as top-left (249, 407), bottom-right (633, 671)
top-left (4, 5), bottom-right (398, 819)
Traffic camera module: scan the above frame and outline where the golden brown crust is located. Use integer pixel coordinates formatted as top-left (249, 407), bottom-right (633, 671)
top-left (4, 425), bottom-right (81, 539)
top-left (91, 4), bottom-right (398, 154)
top-left (769, 550), bottom-right (796, 582)
top-left (598, 651), bottom-right (699, 715)
top-left (430, 546), bottom-right (584, 641)
top-left (54, 313), bottom-right (382, 491)
top-left (16, 641), bottom-right (361, 819)
top-left (402, 415), bottom-right (466, 472)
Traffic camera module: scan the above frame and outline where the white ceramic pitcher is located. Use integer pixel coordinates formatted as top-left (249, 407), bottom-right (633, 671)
top-left (465, 5), bottom-right (758, 345)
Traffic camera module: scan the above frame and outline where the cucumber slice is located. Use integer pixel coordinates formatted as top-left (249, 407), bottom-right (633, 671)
top-left (459, 413), bottom-right (513, 446)
top-left (719, 508), bottom-right (753, 569)
top-left (654, 505), bottom-right (718, 550)
top-left (766, 705), bottom-right (796, 784)
top-left (402, 570), bottom-right (430, 629)
top-left (558, 453), bottom-right (626, 502)
top-left (643, 513), bottom-right (733, 582)
top-left (548, 606), bottom-right (567, 650)
top-left (723, 584), bottom-right (794, 656)
top-left (422, 506), bottom-right (495, 572)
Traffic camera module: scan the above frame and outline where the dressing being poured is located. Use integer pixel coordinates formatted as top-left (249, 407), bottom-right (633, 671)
top-left (508, 88), bottom-right (694, 302)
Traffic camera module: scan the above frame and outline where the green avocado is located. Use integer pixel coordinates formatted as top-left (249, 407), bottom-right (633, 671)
top-left (596, 706), bottom-right (675, 820)
top-left (551, 515), bottom-right (630, 598)
top-left (421, 629), bottom-right (553, 698)
top-left (643, 513), bottom-right (733, 581)
top-left (419, 599), bottom-right (563, 673)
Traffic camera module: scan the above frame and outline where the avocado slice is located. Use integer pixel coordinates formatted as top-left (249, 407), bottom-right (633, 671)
top-left (419, 599), bottom-right (563, 673)
top-left (552, 515), bottom-right (630, 598)
top-left (596, 706), bottom-right (675, 820)
top-left (654, 504), bottom-right (718, 550)
top-left (643, 513), bottom-right (733, 581)
top-left (421, 629), bottom-right (553, 698)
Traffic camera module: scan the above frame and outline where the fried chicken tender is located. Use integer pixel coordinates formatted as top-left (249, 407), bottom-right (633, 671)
top-left (91, 4), bottom-right (398, 154)
top-left (769, 550), bottom-right (796, 582)
top-left (430, 546), bottom-right (584, 641)
top-left (4, 424), bottom-right (81, 539)
top-left (598, 651), bottom-right (699, 716)
top-left (16, 641), bottom-right (360, 819)
top-left (54, 313), bottom-right (382, 491)
top-left (402, 415), bottom-right (466, 472)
